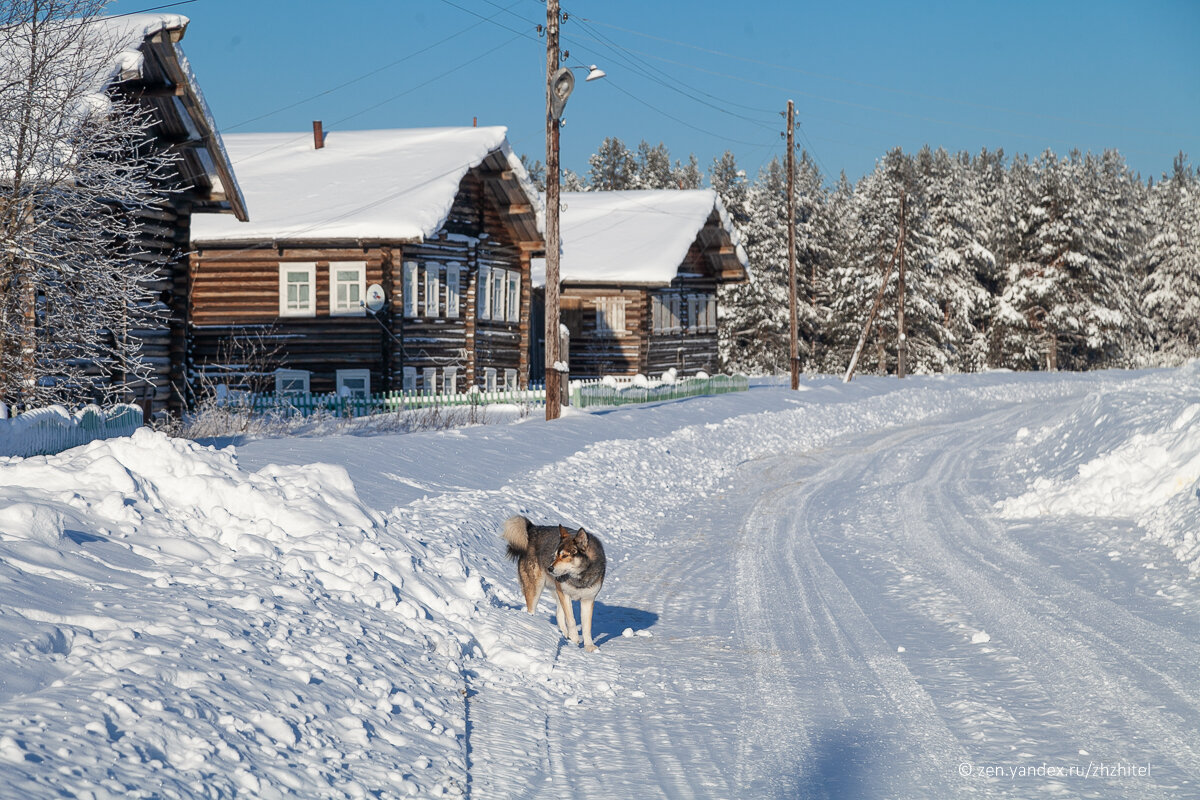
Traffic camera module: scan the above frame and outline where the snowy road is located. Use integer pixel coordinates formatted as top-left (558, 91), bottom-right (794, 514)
top-left (467, 389), bottom-right (1200, 799)
top-left (5, 371), bottom-right (1200, 798)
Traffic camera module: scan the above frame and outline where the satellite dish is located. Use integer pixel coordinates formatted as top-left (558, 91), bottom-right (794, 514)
top-left (364, 283), bottom-right (386, 313)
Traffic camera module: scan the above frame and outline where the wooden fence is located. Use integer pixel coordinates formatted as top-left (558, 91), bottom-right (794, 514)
top-left (234, 374), bottom-right (749, 418)
top-left (0, 403), bottom-right (144, 458)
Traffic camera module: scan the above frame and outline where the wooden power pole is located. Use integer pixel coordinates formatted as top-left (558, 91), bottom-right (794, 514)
top-left (786, 99), bottom-right (799, 390)
top-left (896, 189), bottom-right (907, 379)
top-left (544, 0), bottom-right (562, 420)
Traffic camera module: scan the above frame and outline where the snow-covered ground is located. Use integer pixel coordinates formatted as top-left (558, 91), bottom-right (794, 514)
top-left (2, 367), bottom-right (1199, 798)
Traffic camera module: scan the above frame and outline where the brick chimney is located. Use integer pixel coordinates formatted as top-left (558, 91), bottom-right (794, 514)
top-left (313, 120), bottom-right (324, 149)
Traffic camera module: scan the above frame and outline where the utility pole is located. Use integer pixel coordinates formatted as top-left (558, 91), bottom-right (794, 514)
top-left (896, 189), bottom-right (907, 379)
top-left (544, 0), bottom-right (562, 420)
top-left (786, 99), bottom-right (799, 390)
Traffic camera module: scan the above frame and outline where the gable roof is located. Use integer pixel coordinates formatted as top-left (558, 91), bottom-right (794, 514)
top-left (531, 189), bottom-right (748, 287)
top-left (190, 127), bottom-right (544, 247)
top-left (0, 13), bottom-right (246, 219)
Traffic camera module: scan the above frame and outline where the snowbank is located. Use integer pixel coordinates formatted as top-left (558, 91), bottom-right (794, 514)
top-left (998, 362), bottom-right (1200, 573)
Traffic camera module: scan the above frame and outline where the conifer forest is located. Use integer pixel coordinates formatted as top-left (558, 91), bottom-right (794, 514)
top-left (528, 139), bottom-right (1200, 376)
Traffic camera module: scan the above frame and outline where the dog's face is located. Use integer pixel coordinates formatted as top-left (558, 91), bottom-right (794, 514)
top-left (550, 527), bottom-right (590, 579)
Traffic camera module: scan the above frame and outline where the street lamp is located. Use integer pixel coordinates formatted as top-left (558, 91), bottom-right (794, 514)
top-left (544, 0), bottom-right (603, 420)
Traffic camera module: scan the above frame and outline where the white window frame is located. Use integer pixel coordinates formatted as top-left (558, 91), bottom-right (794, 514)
top-left (422, 367), bottom-right (438, 395)
top-left (424, 266), bottom-right (441, 318)
top-left (504, 368), bottom-right (517, 391)
top-left (478, 266), bottom-right (492, 321)
top-left (484, 367), bottom-right (497, 392)
top-left (279, 263), bottom-right (317, 317)
top-left (336, 368), bottom-right (370, 397)
top-left (443, 366), bottom-right (458, 395)
top-left (403, 262), bottom-right (419, 317)
top-left (491, 269), bottom-right (507, 322)
top-left (402, 367), bottom-right (417, 393)
top-left (274, 368), bottom-right (310, 395)
top-left (329, 262), bottom-right (367, 317)
top-left (506, 271), bottom-right (520, 322)
top-left (446, 264), bottom-right (461, 319)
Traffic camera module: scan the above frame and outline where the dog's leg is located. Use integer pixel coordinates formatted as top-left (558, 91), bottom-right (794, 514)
top-left (580, 597), bottom-right (599, 653)
top-left (519, 560), bottom-right (543, 613)
top-left (554, 582), bottom-right (579, 644)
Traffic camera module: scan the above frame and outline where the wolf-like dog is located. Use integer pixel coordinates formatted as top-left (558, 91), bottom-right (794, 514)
top-left (502, 515), bottom-right (606, 652)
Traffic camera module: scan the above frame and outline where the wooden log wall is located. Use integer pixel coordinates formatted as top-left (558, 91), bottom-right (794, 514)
top-left (189, 247), bottom-right (392, 396)
top-left (563, 241), bottom-right (724, 379)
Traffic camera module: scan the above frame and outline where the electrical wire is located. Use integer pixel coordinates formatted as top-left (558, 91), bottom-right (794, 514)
top-left (575, 14), bottom-right (1191, 140)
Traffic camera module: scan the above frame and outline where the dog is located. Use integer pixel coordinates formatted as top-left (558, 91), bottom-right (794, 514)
top-left (502, 515), bottom-right (606, 653)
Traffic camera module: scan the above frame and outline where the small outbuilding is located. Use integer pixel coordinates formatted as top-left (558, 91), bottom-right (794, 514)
top-left (533, 189), bottom-right (747, 379)
top-left (189, 125), bottom-right (544, 399)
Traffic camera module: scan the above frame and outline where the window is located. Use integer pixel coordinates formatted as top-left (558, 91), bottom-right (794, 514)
top-left (484, 367), bottom-right (497, 392)
top-left (443, 366), bottom-right (458, 395)
top-left (402, 367), bottom-right (417, 392)
top-left (706, 295), bottom-right (718, 333)
top-left (594, 297), bottom-right (626, 334)
top-left (446, 265), bottom-right (461, 319)
top-left (275, 368), bottom-right (310, 394)
top-left (687, 295), bottom-right (701, 334)
top-left (425, 266), bottom-right (441, 317)
top-left (403, 262), bottom-right (419, 317)
top-left (279, 263), bottom-right (316, 317)
top-left (478, 266), bottom-right (492, 320)
top-left (668, 295), bottom-right (682, 334)
top-left (507, 272), bottom-right (520, 322)
top-left (330, 262), bottom-right (366, 316)
top-left (423, 367), bottom-right (438, 395)
top-left (336, 369), bottom-right (370, 397)
top-left (504, 369), bottom-right (517, 391)
top-left (479, 267), bottom-right (521, 324)
top-left (491, 269), bottom-right (506, 321)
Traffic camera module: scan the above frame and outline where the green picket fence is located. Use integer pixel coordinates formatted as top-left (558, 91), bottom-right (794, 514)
top-left (235, 374), bottom-right (748, 419)
top-left (0, 402), bottom-right (144, 458)
top-left (242, 384), bottom-right (547, 418)
top-left (571, 374), bottom-right (749, 409)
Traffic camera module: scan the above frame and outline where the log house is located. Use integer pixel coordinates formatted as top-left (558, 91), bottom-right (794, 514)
top-left (189, 127), bottom-right (544, 400)
top-left (533, 190), bottom-right (747, 379)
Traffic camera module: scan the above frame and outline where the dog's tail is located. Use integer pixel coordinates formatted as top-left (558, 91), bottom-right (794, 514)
top-left (502, 515), bottom-right (530, 561)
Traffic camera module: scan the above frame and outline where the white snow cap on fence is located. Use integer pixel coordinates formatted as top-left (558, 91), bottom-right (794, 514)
top-left (0, 404), bottom-right (143, 459)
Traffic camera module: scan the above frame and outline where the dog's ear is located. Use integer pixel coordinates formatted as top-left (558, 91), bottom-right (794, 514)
top-left (559, 525), bottom-right (569, 540)
top-left (575, 528), bottom-right (589, 547)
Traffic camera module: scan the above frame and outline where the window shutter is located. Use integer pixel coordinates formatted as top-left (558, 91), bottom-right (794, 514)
top-left (478, 266), bottom-right (491, 320)
top-left (403, 262), bottom-right (419, 317)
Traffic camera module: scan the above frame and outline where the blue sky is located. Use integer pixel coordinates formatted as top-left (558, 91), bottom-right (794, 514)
top-left (112, 0), bottom-right (1199, 185)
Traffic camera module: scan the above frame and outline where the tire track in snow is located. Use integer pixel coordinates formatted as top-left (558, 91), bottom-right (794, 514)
top-left (733, 451), bottom-right (980, 799)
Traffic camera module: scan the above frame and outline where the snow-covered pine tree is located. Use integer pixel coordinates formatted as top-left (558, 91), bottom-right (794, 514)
top-left (633, 141), bottom-right (675, 189)
top-left (587, 136), bottom-right (636, 190)
top-left (919, 147), bottom-right (995, 372)
top-left (673, 153), bottom-right (702, 189)
top-left (1142, 152), bottom-right (1200, 364)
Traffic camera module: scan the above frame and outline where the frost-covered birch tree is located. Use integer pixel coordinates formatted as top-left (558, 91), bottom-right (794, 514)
top-left (0, 0), bottom-right (176, 408)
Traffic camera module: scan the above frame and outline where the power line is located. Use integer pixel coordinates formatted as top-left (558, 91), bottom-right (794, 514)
top-left (576, 14), bottom-right (1191, 141)
top-left (223, 0), bottom-right (527, 131)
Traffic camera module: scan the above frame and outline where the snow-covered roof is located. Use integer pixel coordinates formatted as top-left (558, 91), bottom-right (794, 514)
top-left (531, 189), bottom-right (748, 287)
top-left (0, 13), bottom-right (245, 218)
top-left (191, 127), bottom-right (544, 245)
